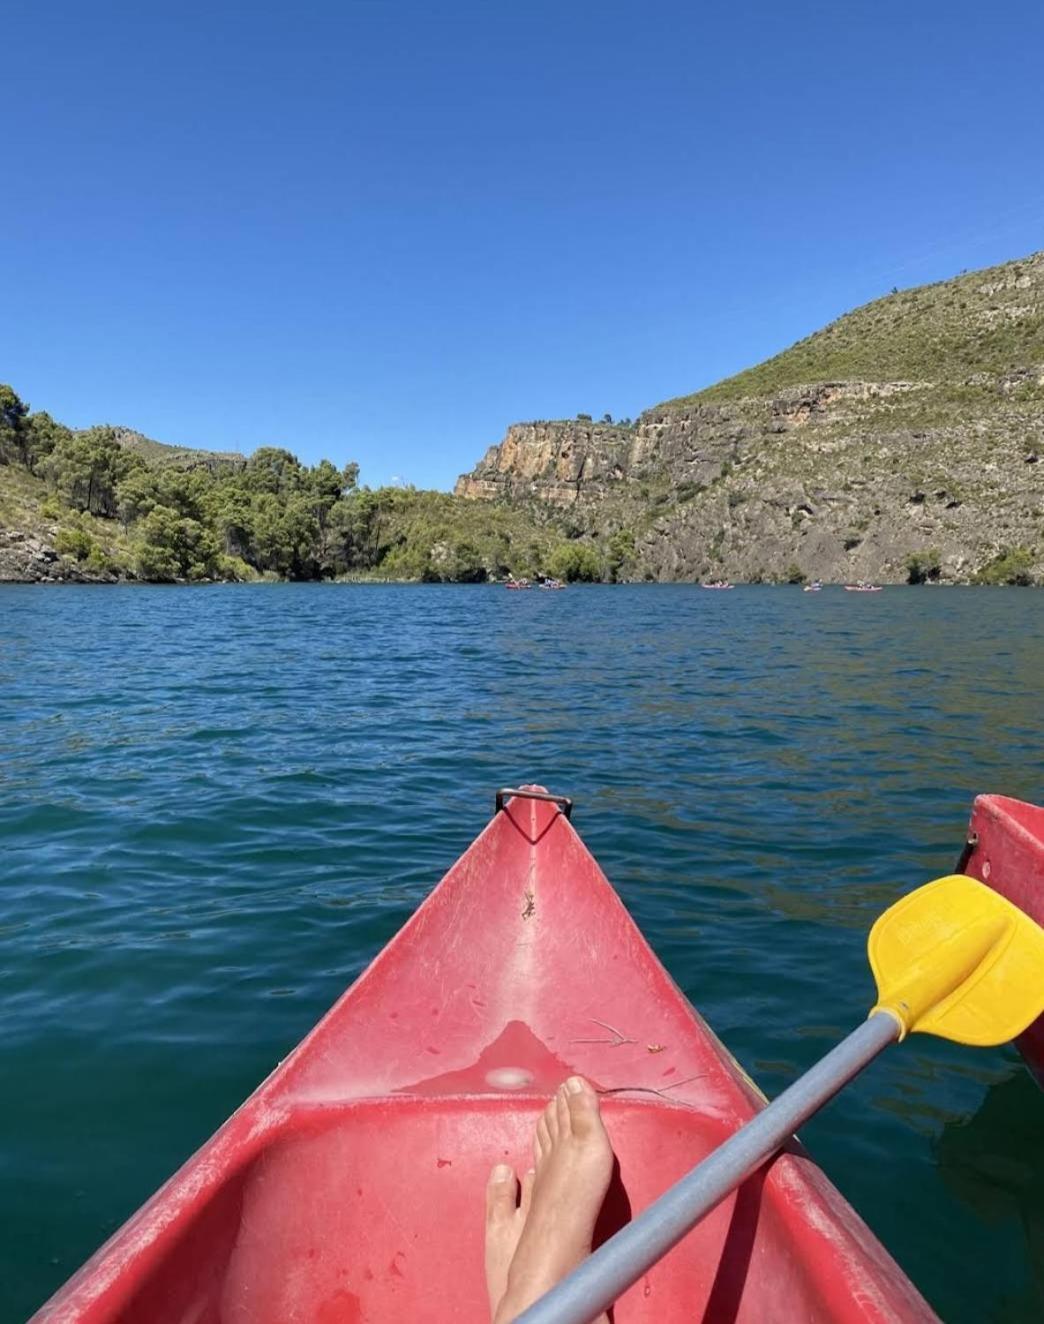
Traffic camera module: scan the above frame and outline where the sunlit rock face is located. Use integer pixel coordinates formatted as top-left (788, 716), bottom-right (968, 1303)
top-left (454, 252), bottom-right (1044, 584)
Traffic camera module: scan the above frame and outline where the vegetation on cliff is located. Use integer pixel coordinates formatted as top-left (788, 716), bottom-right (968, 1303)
top-left (663, 251), bottom-right (1044, 406)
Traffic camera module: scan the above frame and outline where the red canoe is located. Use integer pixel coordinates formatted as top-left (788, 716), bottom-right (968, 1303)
top-left (957, 794), bottom-right (1044, 1087)
top-left (34, 788), bottom-right (935, 1323)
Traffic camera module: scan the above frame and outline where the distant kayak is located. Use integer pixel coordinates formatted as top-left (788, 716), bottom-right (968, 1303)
top-left (700, 581), bottom-right (733, 590)
top-left (505, 578), bottom-right (532, 590)
top-left (803, 581), bottom-right (823, 592)
top-left (844, 584), bottom-right (882, 593)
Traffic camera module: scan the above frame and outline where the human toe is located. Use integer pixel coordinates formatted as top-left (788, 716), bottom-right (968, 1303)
top-left (555, 1083), bottom-right (572, 1135)
top-left (486, 1164), bottom-right (519, 1225)
top-left (563, 1077), bottom-right (603, 1132)
top-left (543, 1093), bottom-right (560, 1141)
top-left (520, 1167), bottom-right (536, 1216)
top-left (536, 1111), bottom-right (553, 1162)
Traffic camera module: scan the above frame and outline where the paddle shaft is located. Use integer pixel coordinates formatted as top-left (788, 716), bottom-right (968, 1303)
top-left (515, 1011), bottom-right (900, 1324)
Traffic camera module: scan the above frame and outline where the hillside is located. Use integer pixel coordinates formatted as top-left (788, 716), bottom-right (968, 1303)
top-left (672, 251), bottom-right (1044, 404)
top-left (0, 393), bottom-right (564, 584)
top-left (456, 251), bottom-right (1044, 584)
top-left (109, 427), bottom-right (245, 471)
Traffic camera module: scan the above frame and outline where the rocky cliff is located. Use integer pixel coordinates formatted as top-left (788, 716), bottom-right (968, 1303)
top-left (455, 252), bottom-right (1044, 583)
top-left (455, 421), bottom-right (637, 505)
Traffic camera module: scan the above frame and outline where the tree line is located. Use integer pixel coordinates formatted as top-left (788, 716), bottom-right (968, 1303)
top-left (0, 384), bottom-right (628, 583)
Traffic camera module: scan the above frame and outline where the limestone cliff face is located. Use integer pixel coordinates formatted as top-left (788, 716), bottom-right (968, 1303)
top-left (453, 403), bottom-right (768, 507)
top-left (455, 251), bottom-right (1044, 583)
top-left (633, 377), bottom-right (1043, 583)
top-left (454, 421), bottom-right (635, 505)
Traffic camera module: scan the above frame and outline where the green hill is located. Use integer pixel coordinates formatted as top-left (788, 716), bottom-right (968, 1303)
top-left (109, 427), bottom-right (245, 470)
top-left (666, 251), bottom-right (1044, 405)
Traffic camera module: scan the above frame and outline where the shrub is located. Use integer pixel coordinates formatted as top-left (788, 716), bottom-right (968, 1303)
top-left (134, 505), bottom-right (220, 581)
top-left (215, 554), bottom-right (256, 582)
top-left (975, 547), bottom-right (1035, 586)
top-left (379, 544), bottom-right (431, 581)
top-left (85, 544), bottom-right (120, 575)
top-left (605, 529), bottom-right (636, 582)
top-left (546, 542), bottom-right (602, 582)
top-left (54, 524), bottom-right (94, 560)
top-left (425, 538), bottom-right (487, 582)
top-left (135, 541), bottom-right (179, 581)
top-left (906, 549), bottom-right (942, 584)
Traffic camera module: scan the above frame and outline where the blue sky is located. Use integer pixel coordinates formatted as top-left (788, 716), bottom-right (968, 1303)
top-left (3, 0), bottom-right (1043, 489)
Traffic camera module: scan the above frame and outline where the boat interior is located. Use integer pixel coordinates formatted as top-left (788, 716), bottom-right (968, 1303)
top-left (97, 1094), bottom-right (871, 1323)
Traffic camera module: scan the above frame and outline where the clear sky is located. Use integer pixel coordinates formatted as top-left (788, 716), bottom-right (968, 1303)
top-left (3, 0), bottom-right (1043, 489)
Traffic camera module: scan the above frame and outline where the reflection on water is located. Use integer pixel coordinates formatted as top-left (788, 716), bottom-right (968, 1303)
top-left (1, 583), bottom-right (1042, 1322)
top-left (936, 1070), bottom-right (1044, 1322)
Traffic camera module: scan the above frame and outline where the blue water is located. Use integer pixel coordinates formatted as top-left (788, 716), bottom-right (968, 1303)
top-left (2, 583), bottom-right (1043, 1322)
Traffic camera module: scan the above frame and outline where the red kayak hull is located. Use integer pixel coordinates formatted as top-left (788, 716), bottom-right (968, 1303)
top-left (34, 791), bottom-right (935, 1323)
top-left (959, 794), bottom-right (1044, 1087)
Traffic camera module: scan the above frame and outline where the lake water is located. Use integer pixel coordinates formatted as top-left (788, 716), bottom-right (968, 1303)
top-left (2, 583), bottom-right (1043, 1322)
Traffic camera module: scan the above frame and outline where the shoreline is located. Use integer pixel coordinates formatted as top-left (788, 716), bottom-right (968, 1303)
top-left (1, 573), bottom-right (1037, 589)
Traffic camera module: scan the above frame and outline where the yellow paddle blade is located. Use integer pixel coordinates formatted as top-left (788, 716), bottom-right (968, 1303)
top-left (868, 875), bottom-right (1044, 1045)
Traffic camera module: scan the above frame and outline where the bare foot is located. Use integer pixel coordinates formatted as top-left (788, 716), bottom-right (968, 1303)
top-left (485, 1163), bottom-right (535, 1317)
top-left (492, 1076), bottom-right (613, 1323)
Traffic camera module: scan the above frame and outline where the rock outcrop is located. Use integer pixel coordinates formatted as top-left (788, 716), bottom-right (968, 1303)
top-left (455, 252), bottom-right (1044, 583)
top-left (0, 527), bottom-right (118, 582)
top-left (455, 421), bottom-right (637, 505)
